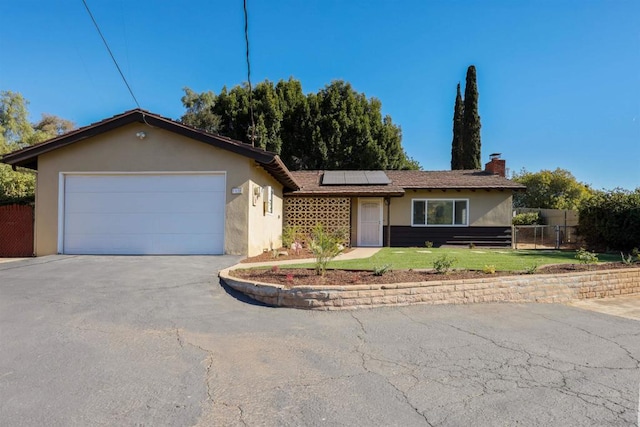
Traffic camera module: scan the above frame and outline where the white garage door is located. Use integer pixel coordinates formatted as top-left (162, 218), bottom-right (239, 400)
top-left (61, 173), bottom-right (225, 255)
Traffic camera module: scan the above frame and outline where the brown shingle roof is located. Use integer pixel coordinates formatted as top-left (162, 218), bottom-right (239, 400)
top-left (0, 109), bottom-right (300, 191)
top-left (384, 170), bottom-right (526, 190)
top-left (287, 170), bottom-right (525, 196)
top-left (286, 171), bottom-right (405, 196)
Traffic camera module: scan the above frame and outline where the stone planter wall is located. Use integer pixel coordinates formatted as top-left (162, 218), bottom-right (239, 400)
top-left (219, 268), bottom-right (640, 311)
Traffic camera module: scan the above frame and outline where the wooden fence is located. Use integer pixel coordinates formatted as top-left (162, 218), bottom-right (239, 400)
top-left (0, 204), bottom-right (34, 257)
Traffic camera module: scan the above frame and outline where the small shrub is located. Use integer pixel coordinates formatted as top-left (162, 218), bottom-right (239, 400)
top-left (286, 273), bottom-right (294, 283)
top-left (575, 247), bottom-right (598, 265)
top-left (620, 252), bottom-right (638, 265)
top-left (433, 254), bottom-right (456, 274)
top-left (282, 225), bottom-right (303, 249)
top-left (373, 264), bottom-right (392, 276)
top-left (424, 241), bottom-right (434, 248)
top-left (271, 265), bottom-right (279, 272)
top-left (524, 263), bottom-right (539, 274)
top-left (309, 224), bottom-right (345, 276)
top-left (468, 243), bottom-right (476, 249)
top-left (483, 264), bottom-right (496, 274)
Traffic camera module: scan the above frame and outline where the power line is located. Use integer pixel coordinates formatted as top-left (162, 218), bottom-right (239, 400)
top-left (82, 0), bottom-right (141, 109)
top-left (243, 0), bottom-right (256, 147)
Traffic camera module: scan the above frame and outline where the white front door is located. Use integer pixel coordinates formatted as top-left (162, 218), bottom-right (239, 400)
top-left (358, 198), bottom-right (383, 247)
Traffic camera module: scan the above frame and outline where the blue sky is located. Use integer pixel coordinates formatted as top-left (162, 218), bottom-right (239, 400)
top-left (1, 0), bottom-right (638, 190)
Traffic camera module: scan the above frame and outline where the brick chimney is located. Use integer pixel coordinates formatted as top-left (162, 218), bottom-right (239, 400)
top-left (485, 153), bottom-right (506, 177)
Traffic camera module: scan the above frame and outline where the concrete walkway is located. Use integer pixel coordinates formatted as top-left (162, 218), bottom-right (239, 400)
top-left (568, 294), bottom-right (640, 321)
top-left (0, 258), bottom-right (27, 264)
top-left (237, 247), bottom-right (382, 267)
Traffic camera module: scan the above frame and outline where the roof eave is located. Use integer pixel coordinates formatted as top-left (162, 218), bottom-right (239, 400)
top-left (259, 156), bottom-right (300, 191)
top-left (402, 186), bottom-right (526, 191)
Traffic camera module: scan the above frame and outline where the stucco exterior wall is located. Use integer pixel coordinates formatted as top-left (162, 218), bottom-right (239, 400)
top-left (34, 123), bottom-right (274, 256)
top-left (247, 166), bottom-right (284, 256)
top-left (388, 190), bottom-right (512, 227)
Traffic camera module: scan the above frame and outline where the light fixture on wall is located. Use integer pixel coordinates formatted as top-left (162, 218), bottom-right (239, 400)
top-left (252, 184), bottom-right (263, 206)
top-left (135, 131), bottom-right (147, 140)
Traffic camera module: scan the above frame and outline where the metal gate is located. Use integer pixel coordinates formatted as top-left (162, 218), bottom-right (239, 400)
top-left (512, 225), bottom-right (582, 250)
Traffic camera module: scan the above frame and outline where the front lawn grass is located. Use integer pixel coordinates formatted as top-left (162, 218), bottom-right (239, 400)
top-left (292, 247), bottom-right (619, 272)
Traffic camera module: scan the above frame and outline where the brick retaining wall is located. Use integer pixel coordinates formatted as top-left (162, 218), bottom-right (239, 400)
top-left (220, 268), bottom-right (640, 310)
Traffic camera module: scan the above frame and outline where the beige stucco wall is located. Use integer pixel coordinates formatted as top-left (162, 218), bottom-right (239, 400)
top-left (247, 166), bottom-right (284, 256)
top-left (388, 190), bottom-right (513, 227)
top-left (34, 123), bottom-right (282, 256)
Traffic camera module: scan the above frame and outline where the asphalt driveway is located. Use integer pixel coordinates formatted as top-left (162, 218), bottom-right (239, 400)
top-left (0, 256), bottom-right (638, 426)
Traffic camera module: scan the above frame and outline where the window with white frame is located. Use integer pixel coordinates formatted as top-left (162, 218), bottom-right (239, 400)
top-left (412, 199), bottom-right (468, 226)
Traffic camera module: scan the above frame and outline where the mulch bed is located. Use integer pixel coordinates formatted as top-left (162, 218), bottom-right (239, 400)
top-left (240, 248), bottom-right (352, 263)
top-left (229, 262), bottom-right (638, 288)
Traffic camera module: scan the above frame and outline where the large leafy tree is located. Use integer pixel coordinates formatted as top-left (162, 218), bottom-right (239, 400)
top-left (462, 65), bottom-right (481, 169)
top-left (512, 168), bottom-right (593, 209)
top-left (450, 83), bottom-right (464, 170)
top-left (179, 78), bottom-right (419, 170)
top-left (1, 91), bottom-right (74, 203)
top-left (181, 88), bottom-right (220, 134)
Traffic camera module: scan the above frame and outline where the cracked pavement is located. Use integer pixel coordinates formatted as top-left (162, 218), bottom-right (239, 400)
top-left (1, 256), bottom-right (638, 426)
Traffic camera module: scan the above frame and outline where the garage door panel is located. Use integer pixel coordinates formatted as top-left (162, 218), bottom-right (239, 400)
top-left (65, 174), bottom-right (226, 193)
top-left (63, 174), bottom-right (226, 255)
top-left (65, 212), bottom-right (225, 235)
top-left (65, 191), bottom-right (225, 214)
top-left (64, 233), bottom-right (224, 255)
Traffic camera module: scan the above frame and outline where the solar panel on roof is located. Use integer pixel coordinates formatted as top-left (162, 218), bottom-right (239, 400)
top-left (364, 171), bottom-right (391, 184)
top-left (322, 171), bottom-right (345, 185)
top-left (322, 170), bottom-right (390, 185)
top-left (344, 171), bottom-right (365, 184)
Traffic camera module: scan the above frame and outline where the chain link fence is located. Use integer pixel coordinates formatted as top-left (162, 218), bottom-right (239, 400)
top-left (512, 225), bottom-right (583, 250)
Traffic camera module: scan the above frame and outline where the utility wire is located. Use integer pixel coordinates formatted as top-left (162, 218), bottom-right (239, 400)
top-left (243, 0), bottom-right (256, 147)
top-left (82, 0), bottom-right (141, 109)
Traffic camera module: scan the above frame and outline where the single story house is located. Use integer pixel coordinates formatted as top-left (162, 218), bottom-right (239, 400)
top-left (1, 109), bottom-right (525, 256)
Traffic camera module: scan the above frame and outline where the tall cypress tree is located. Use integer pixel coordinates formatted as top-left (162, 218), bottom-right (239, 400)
top-left (450, 83), bottom-right (464, 170)
top-left (462, 65), bottom-right (481, 169)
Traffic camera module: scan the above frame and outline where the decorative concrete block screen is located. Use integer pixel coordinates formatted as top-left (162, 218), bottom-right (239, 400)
top-left (284, 197), bottom-right (351, 246)
top-left (0, 204), bottom-right (34, 257)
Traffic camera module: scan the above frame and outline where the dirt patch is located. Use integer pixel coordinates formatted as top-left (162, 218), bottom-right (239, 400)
top-left (229, 262), bottom-right (638, 288)
top-left (241, 248), bottom-right (352, 264)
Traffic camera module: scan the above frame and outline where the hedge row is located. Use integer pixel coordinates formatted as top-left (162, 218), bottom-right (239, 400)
top-left (578, 189), bottom-right (640, 251)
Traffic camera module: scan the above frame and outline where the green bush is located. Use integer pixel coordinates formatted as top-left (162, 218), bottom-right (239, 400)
top-left (575, 248), bottom-right (598, 265)
top-left (578, 189), bottom-right (640, 251)
top-left (620, 252), bottom-right (634, 265)
top-left (433, 254), bottom-right (456, 274)
top-left (0, 165), bottom-right (35, 205)
top-left (309, 224), bottom-right (345, 276)
top-left (282, 225), bottom-right (303, 248)
top-left (483, 264), bottom-right (496, 274)
top-left (512, 211), bottom-right (542, 225)
top-left (524, 263), bottom-right (539, 274)
top-left (373, 264), bottom-right (392, 276)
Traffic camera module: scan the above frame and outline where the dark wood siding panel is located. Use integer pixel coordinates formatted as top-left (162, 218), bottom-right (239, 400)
top-left (383, 226), bottom-right (512, 247)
